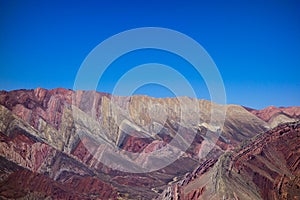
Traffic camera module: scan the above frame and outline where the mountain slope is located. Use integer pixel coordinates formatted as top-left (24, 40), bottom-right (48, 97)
top-left (158, 121), bottom-right (300, 200)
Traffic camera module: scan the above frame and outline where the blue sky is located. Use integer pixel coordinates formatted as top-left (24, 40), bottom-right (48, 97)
top-left (0, 0), bottom-right (299, 109)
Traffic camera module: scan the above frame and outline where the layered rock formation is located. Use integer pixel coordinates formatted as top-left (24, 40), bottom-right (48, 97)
top-left (246, 106), bottom-right (300, 128)
top-left (0, 88), bottom-right (299, 199)
top-left (157, 121), bottom-right (300, 200)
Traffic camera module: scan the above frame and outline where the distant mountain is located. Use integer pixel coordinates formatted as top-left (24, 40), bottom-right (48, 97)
top-left (0, 88), bottom-right (299, 199)
top-left (246, 106), bottom-right (300, 128)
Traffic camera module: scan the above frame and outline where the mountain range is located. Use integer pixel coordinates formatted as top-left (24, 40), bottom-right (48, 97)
top-left (0, 88), bottom-right (299, 199)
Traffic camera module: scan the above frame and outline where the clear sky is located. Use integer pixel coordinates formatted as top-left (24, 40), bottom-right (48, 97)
top-left (0, 0), bottom-right (299, 109)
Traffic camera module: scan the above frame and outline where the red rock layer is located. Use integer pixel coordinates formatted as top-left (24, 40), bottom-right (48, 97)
top-left (249, 106), bottom-right (300, 122)
top-left (231, 121), bottom-right (300, 199)
top-left (158, 121), bottom-right (300, 200)
top-left (0, 88), bottom-right (73, 130)
top-left (0, 169), bottom-right (116, 200)
top-left (0, 127), bottom-right (117, 199)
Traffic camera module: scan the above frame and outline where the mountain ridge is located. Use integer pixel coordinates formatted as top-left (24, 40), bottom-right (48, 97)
top-left (1, 87), bottom-right (298, 110)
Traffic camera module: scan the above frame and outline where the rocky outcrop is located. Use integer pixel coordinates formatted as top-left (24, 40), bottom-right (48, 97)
top-left (230, 121), bottom-right (300, 199)
top-left (159, 121), bottom-right (300, 200)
